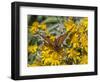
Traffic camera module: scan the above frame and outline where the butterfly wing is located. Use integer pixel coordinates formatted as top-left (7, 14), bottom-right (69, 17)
top-left (55, 33), bottom-right (68, 48)
top-left (39, 34), bottom-right (54, 47)
top-left (55, 24), bottom-right (77, 47)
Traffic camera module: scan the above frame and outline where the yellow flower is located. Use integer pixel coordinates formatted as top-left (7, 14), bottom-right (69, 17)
top-left (32, 21), bottom-right (39, 26)
top-left (80, 17), bottom-right (88, 27)
top-left (70, 33), bottom-right (80, 48)
top-left (50, 59), bottom-right (60, 65)
top-left (78, 24), bottom-right (86, 33)
top-left (43, 58), bottom-right (60, 65)
top-left (29, 21), bottom-right (47, 34)
top-left (71, 33), bottom-right (79, 43)
top-left (39, 23), bottom-right (47, 30)
top-left (28, 44), bottom-right (38, 54)
top-left (67, 48), bottom-right (80, 58)
top-left (85, 47), bottom-right (88, 53)
top-left (80, 55), bottom-right (88, 64)
top-left (50, 35), bottom-right (56, 42)
top-left (29, 21), bottom-right (39, 34)
top-left (80, 33), bottom-right (88, 48)
top-left (41, 45), bottom-right (64, 66)
top-left (73, 42), bottom-right (80, 48)
top-left (79, 17), bottom-right (88, 32)
top-left (64, 17), bottom-right (76, 32)
top-left (66, 48), bottom-right (81, 63)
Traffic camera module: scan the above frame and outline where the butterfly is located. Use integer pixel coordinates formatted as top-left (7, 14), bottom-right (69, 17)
top-left (39, 32), bottom-right (70, 52)
top-left (38, 25), bottom-right (76, 52)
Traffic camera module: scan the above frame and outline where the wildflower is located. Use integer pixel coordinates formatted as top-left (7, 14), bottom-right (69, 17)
top-left (80, 33), bottom-right (88, 48)
top-left (80, 17), bottom-right (88, 27)
top-left (67, 48), bottom-right (80, 64)
top-left (28, 44), bottom-right (38, 54)
top-left (29, 21), bottom-right (47, 34)
top-left (50, 35), bottom-right (56, 42)
top-left (41, 45), bottom-right (64, 65)
top-left (64, 17), bottom-right (76, 32)
top-left (71, 33), bottom-right (79, 43)
top-left (80, 55), bottom-right (88, 64)
top-left (67, 48), bottom-right (80, 58)
top-left (29, 21), bottom-right (39, 34)
top-left (73, 42), bottom-right (80, 48)
top-left (39, 23), bottom-right (47, 30)
top-left (85, 47), bottom-right (88, 53)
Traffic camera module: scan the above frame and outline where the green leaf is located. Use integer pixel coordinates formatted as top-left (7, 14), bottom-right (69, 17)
top-left (28, 53), bottom-right (36, 65)
top-left (29, 36), bottom-right (38, 45)
top-left (43, 17), bottom-right (58, 24)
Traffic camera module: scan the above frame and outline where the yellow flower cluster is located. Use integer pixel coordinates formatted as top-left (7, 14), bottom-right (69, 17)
top-left (28, 16), bottom-right (88, 66)
top-left (29, 21), bottom-right (39, 34)
top-left (29, 21), bottom-right (47, 34)
top-left (28, 44), bottom-right (38, 54)
top-left (65, 17), bottom-right (88, 64)
top-left (80, 55), bottom-right (88, 64)
top-left (64, 17), bottom-right (77, 32)
top-left (39, 22), bottom-right (47, 30)
top-left (41, 45), bottom-right (64, 65)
